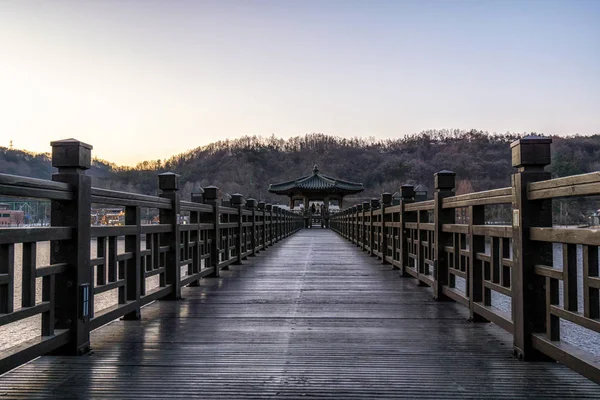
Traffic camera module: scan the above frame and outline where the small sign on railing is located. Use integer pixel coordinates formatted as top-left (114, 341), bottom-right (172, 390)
top-left (80, 283), bottom-right (90, 323)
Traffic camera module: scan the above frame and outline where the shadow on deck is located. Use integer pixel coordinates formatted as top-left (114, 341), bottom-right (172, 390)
top-left (0, 229), bottom-right (598, 398)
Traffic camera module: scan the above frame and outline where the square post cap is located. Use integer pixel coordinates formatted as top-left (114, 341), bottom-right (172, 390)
top-left (370, 198), bottom-right (380, 209)
top-left (511, 135), bottom-right (552, 168)
top-left (400, 184), bottom-right (415, 199)
top-left (265, 204), bottom-right (273, 211)
top-left (158, 172), bottom-right (180, 191)
top-left (203, 186), bottom-right (219, 201)
top-left (191, 191), bottom-right (204, 203)
top-left (362, 201), bottom-right (370, 211)
top-left (257, 201), bottom-right (266, 210)
top-left (381, 192), bottom-right (393, 206)
top-left (356, 204), bottom-right (362, 211)
top-left (50, 139), bottom-right (93, 170)
top-left (230, 193), bottom-right (244, 206)
top-left (415, 191), bottom-right (428, 202)
top-left (434, 170), bottom-right (456, 190)
top-left (246, 198), bottom-right (257, 209)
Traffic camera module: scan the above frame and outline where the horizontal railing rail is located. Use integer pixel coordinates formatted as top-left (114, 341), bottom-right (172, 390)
top-left (0, 139), bottom-right (303, 374)
top-left (330, 136), bottom-right (599, 384)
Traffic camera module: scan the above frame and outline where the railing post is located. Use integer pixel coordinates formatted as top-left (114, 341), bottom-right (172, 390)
top-left (203, 186), bottom-right (220, 278)
top-left (347, 208), bottom-right (351, 238)
top-left (231, 194), bottom-right (244, 264)
top-left (258, 201), bottom-right (266, 250)
top-left (50, 139), bottom-right (92, 355)
top-left (380, 193), bottom-right (392, 264)
top-left (399, 185), bottom-right (415, 277)
top-left (349, 205), bottom-right (358, 244)
top-left (188, 190), bottom-right (204, 287)
top-left (355, 204), bottom-right (362, 246)
top-left (274, 205), bottom-right (279, 242)
top-left (124, 203), bottom-right (141, 319)
top-left (266, 204), bottom-right (273, 246)
top-left (433, 171), bottom-right (455, 301)
top-left (361, 202), bottom-right (369, 251)
top-left (276, 206), bottom-right (279, 240)
top-left (370, 198), bottom-right (379, 257)
top-left (273, 206), bottom-right (279, 243)
top-left (511, 136), bottom-right (553, 360)
top-left (279, 208), bottom-right (284, 238)
top-left (246, 198), bottom-right (257, 256)
top-left (158, 172), bottom-right (181, 300)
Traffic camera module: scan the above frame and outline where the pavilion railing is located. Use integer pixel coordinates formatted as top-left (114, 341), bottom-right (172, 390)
top-left (331, 136), bottom-right (600, 384)
top-left (0, 139), bottom-right (303, 374)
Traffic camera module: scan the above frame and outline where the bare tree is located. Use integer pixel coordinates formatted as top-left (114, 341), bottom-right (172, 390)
top-left (455, 179), bottom-right (473, 224)
top-left (12, 212), bottom-right (24, 227)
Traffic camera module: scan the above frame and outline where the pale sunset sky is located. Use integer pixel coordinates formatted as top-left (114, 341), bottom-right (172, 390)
top-left (0, 0), bottom-right (598, 165)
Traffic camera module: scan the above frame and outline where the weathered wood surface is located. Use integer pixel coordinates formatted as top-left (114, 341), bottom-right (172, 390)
top-left (0, 229), bottom-right (598, 398)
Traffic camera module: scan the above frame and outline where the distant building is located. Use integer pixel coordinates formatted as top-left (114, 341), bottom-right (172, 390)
top-left (91, 207), bottom-right (125, 226)
top-left (0, 203), bottom-right (25, 226)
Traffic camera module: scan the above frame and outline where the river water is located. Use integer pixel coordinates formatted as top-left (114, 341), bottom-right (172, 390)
top-left (454, 242), bottom-right (600, 359)
top-left (0, 239), bottom-right (160, 351)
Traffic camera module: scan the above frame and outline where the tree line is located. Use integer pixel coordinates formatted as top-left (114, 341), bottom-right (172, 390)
top-left (1, 130), bottom-right (599, 222)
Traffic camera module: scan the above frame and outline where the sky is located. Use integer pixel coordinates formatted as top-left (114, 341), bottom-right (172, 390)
top-left (0, 0), bottom-right (599, 165)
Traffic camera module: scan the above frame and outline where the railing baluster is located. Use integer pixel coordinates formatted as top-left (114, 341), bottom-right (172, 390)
top-left (583, 245), bottom-right (599, 319)
top-left (21, 242), bottom-right (36, 308)
top-left (124, 205), bottom-right (141, 319)
top-left (469, 204), bottom-right (487, 321)
top-left (0, 244), bottom-right (14, 314)
top-left (41, 273), bottom-right (55, 336)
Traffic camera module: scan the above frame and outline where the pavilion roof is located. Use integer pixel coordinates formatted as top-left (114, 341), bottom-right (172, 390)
top-left (268, 165), bottom-right (364, 195)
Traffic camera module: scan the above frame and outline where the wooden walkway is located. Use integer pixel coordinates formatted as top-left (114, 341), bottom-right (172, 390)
top-left (0, 229), bottom-right (598, 398)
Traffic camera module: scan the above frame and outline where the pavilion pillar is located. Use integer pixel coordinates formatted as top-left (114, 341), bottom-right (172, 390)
top-left (289, 197), bottom-right (294, 209)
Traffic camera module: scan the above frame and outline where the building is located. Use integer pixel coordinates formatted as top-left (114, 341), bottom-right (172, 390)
top-left (0, 203), bottom-right (25, 226)
top-left (268, 165), bottom-right (364, 228)
top-left (268, 165), bottom-right (364, 210)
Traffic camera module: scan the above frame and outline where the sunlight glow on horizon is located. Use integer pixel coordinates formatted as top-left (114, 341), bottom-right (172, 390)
top-left (1, 0), bottom-right (599, 166)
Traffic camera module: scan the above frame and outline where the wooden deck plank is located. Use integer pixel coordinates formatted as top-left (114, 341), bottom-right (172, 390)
top-left (0, 229), bottom-right (598, 398)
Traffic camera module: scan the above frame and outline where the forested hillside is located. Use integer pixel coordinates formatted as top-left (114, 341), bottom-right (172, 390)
top-left (2, 130), bottom-right (600, 205)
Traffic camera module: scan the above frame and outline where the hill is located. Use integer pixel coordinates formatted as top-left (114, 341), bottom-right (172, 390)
top-left (2, 130), bottom-right (600, 207)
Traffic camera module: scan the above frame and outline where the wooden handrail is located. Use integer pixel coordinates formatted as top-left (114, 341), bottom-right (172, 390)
top-left (0, 139), bottom-right (304, 375)
top-left (330, 137), bottom-right (600, 384)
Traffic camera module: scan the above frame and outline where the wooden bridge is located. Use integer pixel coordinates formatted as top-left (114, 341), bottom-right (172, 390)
top-left (0, 137), bottom-right (599, 397)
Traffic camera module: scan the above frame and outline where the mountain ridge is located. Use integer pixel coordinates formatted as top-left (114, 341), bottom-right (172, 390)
top-left (2, 130), bottom-right (599, 205)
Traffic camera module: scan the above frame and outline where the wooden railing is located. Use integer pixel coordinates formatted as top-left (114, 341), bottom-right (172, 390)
top-left (0, 139), bottom-right (303, 374)
top-left (331, 136), bottom-right (600, 384)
